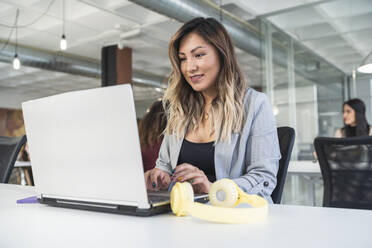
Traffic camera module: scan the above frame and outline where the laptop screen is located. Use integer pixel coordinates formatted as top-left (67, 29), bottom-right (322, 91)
top-left (23, 84), bottom-right (150, 209)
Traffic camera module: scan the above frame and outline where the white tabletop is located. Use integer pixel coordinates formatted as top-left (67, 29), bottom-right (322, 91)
top-left (1, 183), bottom-right (371, 248)
top-left (288, 160), bottom-right (321, 174)
top-left (14, 161), bottom-right (31, 168)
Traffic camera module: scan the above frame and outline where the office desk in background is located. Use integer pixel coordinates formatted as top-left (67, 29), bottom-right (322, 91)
top-left (288, 160), bottom-right (321, 175)
top-left (14, 161), bottom-right (32, 186)
top-left (287, 160), bottom-right (322, 206)
top-left (1, 184), bottom-right (371, 248)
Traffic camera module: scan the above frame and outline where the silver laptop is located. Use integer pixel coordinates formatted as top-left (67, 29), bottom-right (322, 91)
top-left (22, 84), bottom-right (207, 216)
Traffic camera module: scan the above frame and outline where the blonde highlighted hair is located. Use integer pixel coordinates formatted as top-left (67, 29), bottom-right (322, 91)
top-left (164, 17), bottom-right (246, 143)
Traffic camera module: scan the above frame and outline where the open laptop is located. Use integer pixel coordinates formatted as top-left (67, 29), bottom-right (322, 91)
top-left (22, 84), bottom-right (208, 216)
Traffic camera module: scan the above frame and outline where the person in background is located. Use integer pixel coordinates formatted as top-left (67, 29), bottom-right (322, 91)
top-left (144, 17), bottom-right (280, 202)
top-left (138, 99), bottom-right (167, 172)
top-left (314, 98), bottom-right (372, 161)
top-left (335, 98), bottom-right (372, 137)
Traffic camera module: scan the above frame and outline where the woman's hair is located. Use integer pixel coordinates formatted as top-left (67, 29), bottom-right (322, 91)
top-left (164, 17), bottom-right (247, 142)
top-left (138, 100), bottom-right (167, 148)
top-left (342, 98), bottom-right (370, 137)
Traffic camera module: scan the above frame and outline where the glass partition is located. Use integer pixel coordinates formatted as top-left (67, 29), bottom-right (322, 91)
top-left (259, 18), bottom-right (346, 162)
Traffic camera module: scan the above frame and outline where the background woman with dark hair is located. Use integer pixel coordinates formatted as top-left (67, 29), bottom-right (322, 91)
top-left (138, 99), bottom-right (167, 172)
top-left (335, 98), bottom-right (372, 137)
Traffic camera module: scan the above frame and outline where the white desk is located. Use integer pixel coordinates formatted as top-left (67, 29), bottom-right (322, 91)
top-left (1, 184), bottom-right (371, 248)
top-left (13, 161), bottom-right (32, 186)
top-left (288, 160), bottom-right (321, 175)
top-left (14, 161), bottom-right (31, 168)
top-left (287, 160), bottom-right (322, 206)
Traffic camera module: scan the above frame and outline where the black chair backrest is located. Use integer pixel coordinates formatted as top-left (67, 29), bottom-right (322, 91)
top-left (314, 136), bottom-right (372, 210)
top-left (272, 127), bottom-right (295, 204)
top-left (0, 135), bottom-right (27, 183)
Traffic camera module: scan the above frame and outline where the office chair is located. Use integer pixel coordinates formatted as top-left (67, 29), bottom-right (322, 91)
top-left (271, 127), bottom-right (295, 204)
top-left (0, 135), bottom-right (27, 183)
top-left (314, 136), bottom-right (372, 210)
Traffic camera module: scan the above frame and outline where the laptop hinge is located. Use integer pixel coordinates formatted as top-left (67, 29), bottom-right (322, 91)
top-left (56, 200), bottom-right (118, 209)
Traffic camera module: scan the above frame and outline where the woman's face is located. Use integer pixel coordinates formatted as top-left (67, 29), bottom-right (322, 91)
top-left (343, 104), bottom-right (356, 126)
top-left (178, 32), bottom-right (220, 94)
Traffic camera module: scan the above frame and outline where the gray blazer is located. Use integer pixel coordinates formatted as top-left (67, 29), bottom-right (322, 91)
top-left (155, 88), bottom-right (281, 203)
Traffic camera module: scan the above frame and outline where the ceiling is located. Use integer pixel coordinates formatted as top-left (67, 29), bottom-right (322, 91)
top-left (0, 0), bottom-right (371, 113)
top-left (265, 0), bottom-right (372, 74)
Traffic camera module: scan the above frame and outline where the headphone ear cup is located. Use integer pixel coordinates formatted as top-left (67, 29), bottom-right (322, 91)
top-left (183, 182), bottom-right (194, 202)
top-left (170, 182), bottom-right (194, 216)
top-left (209, 178), bottom-right (238, 207)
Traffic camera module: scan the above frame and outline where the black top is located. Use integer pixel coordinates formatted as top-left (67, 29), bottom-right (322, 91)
top-left (342, 125), bottom-right (370, 137)
top-left (347, 126), bottom-right (357, 137)
top-left (177, 139), bottom-right (216, 182)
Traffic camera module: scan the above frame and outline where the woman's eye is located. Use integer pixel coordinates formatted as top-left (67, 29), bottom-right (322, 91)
top-left (195, 53), bottom-right (205, 58)
top-left (179, 57), bottom-right (186, 62)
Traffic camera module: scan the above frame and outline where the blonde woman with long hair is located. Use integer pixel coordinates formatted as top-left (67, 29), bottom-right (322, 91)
top-left (144, 17), bottom-right (280, 202)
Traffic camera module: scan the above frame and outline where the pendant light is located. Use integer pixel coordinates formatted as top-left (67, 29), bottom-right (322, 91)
top-left (60, 0), bottom-right (67, 50)
top-left (13, 9), bottom-right (20, 70)
top-left (357, 51), bottom-right (372, 74)
top-left (12, 54), bottom-right (20, 70)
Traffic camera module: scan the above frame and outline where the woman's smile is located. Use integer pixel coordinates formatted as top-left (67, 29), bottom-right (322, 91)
top-left (190, 74), bottom-right (204, 83)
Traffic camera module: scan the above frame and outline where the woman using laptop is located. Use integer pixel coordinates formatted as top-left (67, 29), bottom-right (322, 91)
top-left (144, 17), bottom-right (280, 202)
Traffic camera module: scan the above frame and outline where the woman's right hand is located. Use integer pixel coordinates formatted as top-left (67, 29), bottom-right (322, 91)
top-left (144, 168), bottom-right (171, 191)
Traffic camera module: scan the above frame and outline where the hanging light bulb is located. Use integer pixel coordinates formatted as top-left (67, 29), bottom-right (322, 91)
top-left (60, 0), bottom-right (67, 50)
top-left (13, 9), bottom-right (20, 70)
top-left (60, 34), bottom-right (67, 50)
top-left (13, 54), bottom-right (20, 70)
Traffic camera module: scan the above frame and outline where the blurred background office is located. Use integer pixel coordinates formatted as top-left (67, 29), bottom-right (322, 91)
top-left (0, 0), bottom-right (372, 206)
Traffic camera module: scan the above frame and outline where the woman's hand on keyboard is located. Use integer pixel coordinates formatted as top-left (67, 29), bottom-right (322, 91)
top-left (145, 168), bottom-right (171, 191)
top-left (172, 163), bottom-right (212, 194)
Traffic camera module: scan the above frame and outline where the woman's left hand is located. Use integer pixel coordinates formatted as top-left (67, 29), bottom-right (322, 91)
top-left (172, 163), bottom-right (212, 194)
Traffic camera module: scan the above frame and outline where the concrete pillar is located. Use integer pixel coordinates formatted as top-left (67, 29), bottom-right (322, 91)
top-left (101, 45), bottom-right (132, 86)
